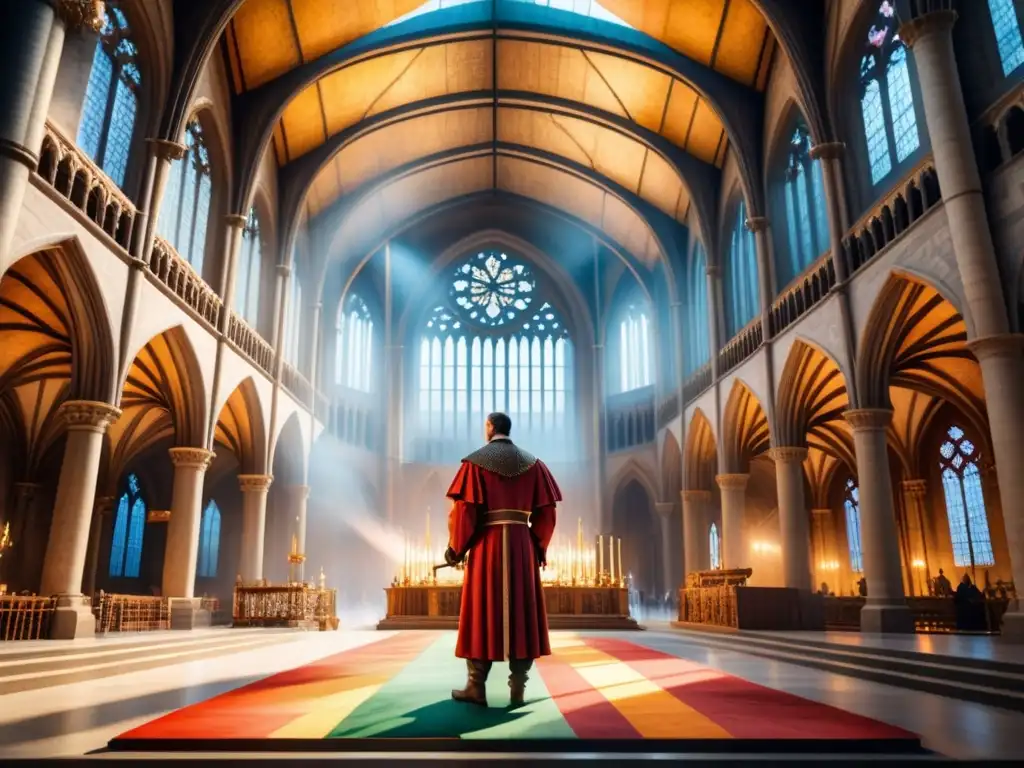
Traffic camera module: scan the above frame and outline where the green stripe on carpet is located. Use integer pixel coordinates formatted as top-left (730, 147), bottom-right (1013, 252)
top-left (327, 633), bottom-right (575, 740)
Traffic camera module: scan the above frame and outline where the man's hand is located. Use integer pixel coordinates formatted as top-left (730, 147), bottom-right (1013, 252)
top-left (444, 546), bottom-right (462, 567)
top-left (534, 541), bottom-right (547, 568)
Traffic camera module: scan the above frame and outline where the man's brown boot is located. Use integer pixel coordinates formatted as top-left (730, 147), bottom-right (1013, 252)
top-left (509, 659), bottom-right (533, 707)
top-left (452, 659), bottom-right (491, 707)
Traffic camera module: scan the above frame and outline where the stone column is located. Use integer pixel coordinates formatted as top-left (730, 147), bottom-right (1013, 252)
top-left (844, 409), bottom-right (913, 632)
top-left (39, 401), bottom-right (120, 638)
top-left (900, 479), bottom-right (931, 595)
top-left (654, 501), bottom-right (675, 595)
top-left (705, 265), bottom-right (722, 378)
top-left (136, 139), bottom-right (187, 261)
top-left (238, 474), bottom-right (272, 583)
top-left (769, 447), bottom-right (813, 591)
top-left (82, 495), bottom-right (115, 598)
top-left (901, 10), bottom-right (1024, 639)
top-left (682, 489), bottom-right (711, 575)
top-left (715, 474), bottom-right (748, 569)
top-left (0, 0), bottom-right (95, 270)
top-left (162, 447), bottom-right (214, 629)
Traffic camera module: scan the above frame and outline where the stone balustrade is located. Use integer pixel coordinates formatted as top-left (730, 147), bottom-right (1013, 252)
top-left (227, 312), bottom-right (274, 377)
top-left (148, 237), bottom-right (222, 329)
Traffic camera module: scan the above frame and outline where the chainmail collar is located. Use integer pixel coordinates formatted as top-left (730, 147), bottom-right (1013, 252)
top-left (463, 438), bottom-right (537, 478)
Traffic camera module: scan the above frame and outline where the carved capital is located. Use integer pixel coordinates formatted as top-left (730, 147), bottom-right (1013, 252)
top-left (809, 142), bottom-right (845, 161)
top-left (843, 408), bottom-right (893, 432)
top-left (654, 501), bottom-right (675, 516)
top-left (716, 473), bottom-right (749, 491)
top-left (59, 400), bottom-right (120, 432)
top-left (168, 447), bottom-right (215, 470)
top-left (769, 446), bottom-right (808, 464)
top-left (898, 9), bottom-right (957, 48)
top-left (225, 213), bottom-right (248, 229)
top-left (682, 489), bottom-right (712, 503)
top-left (238, 474), bottom-right (273, 493)
top-left (54, 0), bottom-right (105, 31)
top-left (146, 138), bottom-right (187, 162)
top-left (965, 333), bottom-right (1024, 363)
top-left (901, 479), bottom-right (928, 500)
top-left (744, 216), bottom-right (769, 233)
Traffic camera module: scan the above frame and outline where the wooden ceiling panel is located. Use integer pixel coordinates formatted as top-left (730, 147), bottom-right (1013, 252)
top-left (685, 98), bottom-right (726, 167)
top-left (638, 149), bottom-right (690, 222)
top-left (498, 156), bottom-right (604, 230)
top-left (581, 51), bottom-right (672, 132)
top-left (713, 0), bottom-right (770, 85)
top-left (289, 0), bottom-right (422, 64)
top-left (278, 85), bottom-right (327, 164)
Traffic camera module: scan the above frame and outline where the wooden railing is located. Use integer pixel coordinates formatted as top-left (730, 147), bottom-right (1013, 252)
top-left (148, 237), bottom-right (223, 329)
top-left (717, 318), bottom-right (763, 375)
top-left (282, 361), bottom-right (313, 405)
top-left (37, 121), bottom-right (136, 250)
top-left (768, 251), bottom-right (837, 338)
top-left (0, 595), bottom-right (56, 641)
top-left (823, 596), bottom-right (1011, 633)
top-left (683, 363), bottom-right (712, 403)
top-left (227, 312), bottom-right (274, 377)
top-left (839, 156), bottom-right (942, 277)
top-left (97, 592), bottom-right (170, 633)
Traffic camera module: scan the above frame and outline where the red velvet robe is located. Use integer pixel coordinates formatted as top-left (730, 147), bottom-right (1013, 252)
top-left (446, 449), bottom-right (561, 661)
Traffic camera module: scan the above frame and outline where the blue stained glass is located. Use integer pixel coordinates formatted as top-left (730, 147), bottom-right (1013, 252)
top-left (724, 201), bottom-right (759, 338)
top-left (886, 47), bottom-right (920, 163)
top-left (709, 523), bottom-right (721, 569)
top-left (618, 303), bottom-right (652, 393)
top-left (942, 467), bottom-right (972, 567)
top-left (237, 208), bottom-right (261, 325)
top-left (192, 170), bottom-right (212, 274)
top-left (177, 145), bottom-right (197, 256)
top-left (78, 44), bottom-right (113, 161)
top-left (844, 478), bottom-right (864, 573)
top-left (988, 0), bottom-right (1024, 76)
top-left (103, 77), bottom-right (136, 187)
top-left (684, 243), bottom-right (710, 374)
top-left (198, 500), bottom-right (221, 578)
top-left (124, 497), bottom-right (146, 578)
top-left (861, 75), bottom-right (891, 184)
top-left (811, 156), bottom-right (829, 254)
top-left (962, 463), bottom-right (995, 566)
top-left (939, 426), bottom-right (995, 568)
top-left (108, 494), bottom-right (129, 578)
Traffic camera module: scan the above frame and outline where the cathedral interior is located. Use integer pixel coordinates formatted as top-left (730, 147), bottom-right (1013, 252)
top-left (2, 0), bottom-right (1024, 762)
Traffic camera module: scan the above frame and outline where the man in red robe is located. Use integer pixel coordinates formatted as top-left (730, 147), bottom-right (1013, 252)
top-left (445, 412), bottom-right (561, 707)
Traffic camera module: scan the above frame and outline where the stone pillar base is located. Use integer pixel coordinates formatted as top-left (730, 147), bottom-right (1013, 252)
top-left (860, 600), bottom-right (915, 633)
top-left (48, 595), bottom-right (95, 639)
top-left (1000, 604), bottom-right (1024, 642)
top-left (169, 598), bottom-right (212, 631)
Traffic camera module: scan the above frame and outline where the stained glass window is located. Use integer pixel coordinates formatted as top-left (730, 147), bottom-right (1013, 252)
top-left (724, 200), bottom-right (760, 339)
top-left (390, 0), bottom-right (630, 27)
top-left (709, 523), bottom-right (721, 570)
top-left (157, 118), bottom-right (213, 275)
top-left (335, 293), bottom-right (374, 391)
top-left (859, 1), bottom-right (921, 186)
top-left (939, 425), bottom-right (995, 568)
top-left (77, 4), bottom-right (140, 188)
top-left (284, 274), bottom-right (303, 366)
top-left (988, 0), bottom-right (1024, 76)
top-left (779, 123), bottom-right (830, 287)
top-left (109, 472), bottom-right (146, 578)
top-left (236, 208), bottom-right (262, 327)
top-left (617, 303), bottom-right (652, 393)
top-left (416, 250), bottom-right (574, 462)
top-left (197, 500), bottom-right (221, 578)
top-left (844, 477), bottom-right (864, 573)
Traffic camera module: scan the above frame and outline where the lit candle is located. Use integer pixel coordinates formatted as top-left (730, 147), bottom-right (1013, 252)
top-left (617, 538), bottom-right (623, 586)
top-left (598, 534), bottom-right (604, 580)
top-left (609, 536), bottom-right (616, 582)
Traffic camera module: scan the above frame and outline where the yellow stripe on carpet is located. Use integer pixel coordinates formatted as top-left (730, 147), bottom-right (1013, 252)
top-left (556, 644), bottom-right (731, 739)
top-left (269, 681), bottom-right (385, 738)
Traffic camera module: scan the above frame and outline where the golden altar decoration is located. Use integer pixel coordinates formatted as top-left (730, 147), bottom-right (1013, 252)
top-left (378, 517), bottom-right (639, 630)
top-left (676, 568), bottom-right (824, 631)
top-left (232, 571), bottom-right (339, 631)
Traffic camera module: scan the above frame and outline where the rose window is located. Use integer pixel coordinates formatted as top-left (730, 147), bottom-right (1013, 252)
top-left (452, 251), bottom-right (534, 327)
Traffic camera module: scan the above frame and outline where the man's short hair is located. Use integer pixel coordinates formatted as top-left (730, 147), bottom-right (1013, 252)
top-left (487, 412), bottom-right (512, 436)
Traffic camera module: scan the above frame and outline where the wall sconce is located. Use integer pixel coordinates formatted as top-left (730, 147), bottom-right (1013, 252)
top-left (146, 510), bottom-right (171, 523)
top-left (911, 559), bottom-right (926, 570)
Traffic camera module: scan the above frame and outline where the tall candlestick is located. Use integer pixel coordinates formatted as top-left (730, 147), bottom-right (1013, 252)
top-left (617, 538), bottom-right (623, 586)
top-left (598, 534), bottom-right (604, 580)
top-left (291, 534), bottom-right (298, 555)
top-left (609, 536), bottom-right (615, 582)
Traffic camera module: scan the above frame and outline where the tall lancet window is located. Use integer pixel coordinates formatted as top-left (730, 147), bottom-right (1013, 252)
top-left (236, 208), bottom-right (262, 327)
top-left (416, 250), bottom-right (575, 463)
top-left (335, 293), bottom-right (374, 391)
top-left (158, 118), bottom-right (213, 275)
top-left (939, 425), bottom-right (995, 568)
top-left (988, 0), bottom-right (1024, 76)
top-left (709, 523), bottom-right (721, 570)
top-left (109, 473), bottom-right (146, 578)
top-left (779, 123), bottom-right (830, 288)
top-left (724, 200), bottom-right (759, 339)
top-left (284, 274), bottom-right (303, 366)
top-left (617, 303), bottom-right (652, 393)
top-left (77, 4), bottom-right (140, 188)
top-left (859, 1), bottom-right (921, 186)
top-left (844, 477), bottom-right (864, 573)
top-left (684, 242), bottom-right (710, 376)
top-left (197, 500), bottom-right (221, 578)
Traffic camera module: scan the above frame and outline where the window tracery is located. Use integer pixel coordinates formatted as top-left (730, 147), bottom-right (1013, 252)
top-left (335, 293), bottom-right (374, 392)
top-left (416, 251), bottom-right (574, 462)
top-left (197, 500), bottom-right (221, 578)
top-left (77, 3), bottom-right (139, 188)
top-left (988, 0), bottom-right (1024, 76)
top-left (236, 207), bottom-right (262, 327)
top-left (939, 425), bottom-right (995, 568)
top-left (859, 0), bottom-right (921, 186)
top-left (109, 472), bottom-right (146, 579)
top-left (157, 118), bottom-right (213, 275)
top-left (779, 123), bottom-right (829, 287)
top-left (843, 477), bottom-right (864, 574)
top-left (617, 303), bottom-right (652, 393)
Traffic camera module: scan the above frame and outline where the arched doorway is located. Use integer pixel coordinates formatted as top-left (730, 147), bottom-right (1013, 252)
top-left (611, 478), bottom-right (660, 602)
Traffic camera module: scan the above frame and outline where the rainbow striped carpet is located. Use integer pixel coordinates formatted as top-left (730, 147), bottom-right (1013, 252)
top-left (110, 631), bottom-right (922, 753)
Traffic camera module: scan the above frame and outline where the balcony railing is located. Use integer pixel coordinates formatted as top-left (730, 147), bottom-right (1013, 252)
top-left (656, 392), bottom-right (679, 428)
top-left (717, 318), bottom-right (763, 376)
top-left (683, 363), bottom-right (712, 403)
top-left (149, 237), bottom-right (222, 329)
top-left (38, 121), bottom-right (136, 250)
top-left (839, 156), bottom-right (941, 277)
top-left (227, 312), bottom-right (274, 378)
top-left (282, 361), bottom-right (312, 405)
top-left (768, 251), bottom-right (836, 338)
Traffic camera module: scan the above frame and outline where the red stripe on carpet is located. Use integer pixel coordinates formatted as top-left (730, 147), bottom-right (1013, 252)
top-left (116, 632), bottom-right (437, 740)
top-left (583, 637), bottom-right (917, 741)
top-left (535, 652), bottom-right (640, 739)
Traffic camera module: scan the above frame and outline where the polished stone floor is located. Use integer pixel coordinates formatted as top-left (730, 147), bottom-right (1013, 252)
top-left (0, 625), bottom-right (1022, 761)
